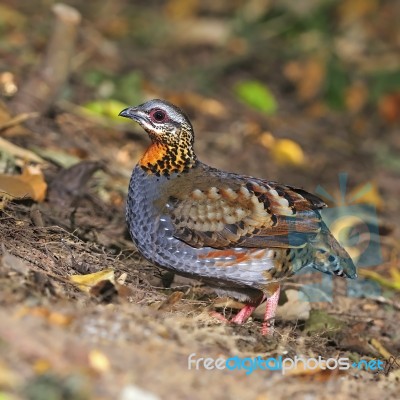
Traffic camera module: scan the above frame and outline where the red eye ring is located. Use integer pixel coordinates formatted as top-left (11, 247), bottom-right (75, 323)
top-left (150, 109), bottom-right (167, 122)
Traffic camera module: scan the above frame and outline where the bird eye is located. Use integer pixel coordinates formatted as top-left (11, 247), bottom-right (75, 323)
top-left (150, 109), bottom-right (167, 122)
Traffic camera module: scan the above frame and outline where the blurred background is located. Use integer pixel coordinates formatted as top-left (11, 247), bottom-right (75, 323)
top-left (1, 0), bottom-right (399, 184)
top-left (2, 0), bottom-right (400, 262)
top-left (1, 1), bottom-right (400, 399)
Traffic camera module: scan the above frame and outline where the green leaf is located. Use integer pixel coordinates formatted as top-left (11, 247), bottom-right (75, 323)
top-left (304, 309), bottom-right (345, 337)
top-left (82, 99), bottom-right (128, 121)
top-left (234, 80), bottom-right (278, 114)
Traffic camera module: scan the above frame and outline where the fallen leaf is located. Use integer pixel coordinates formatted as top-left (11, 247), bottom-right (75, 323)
top-left (0, 174), bottom-right (35, 200)
top-left (234, 80), bottom-right (278, 115)
top-left (0, 165), bottom-right (47, 202)
top-left (88, 349), bottom-right (110, 373)
top-left (348, 181), bottom-right (384, 210)
top-left (83, 99), bottom-right (129, 121)
top-left (359, 268), bottom-right (400, 291)
top-left (70, 268), bottom-right (115, 293)
top-left (304, 310), bottom-right (345, 337)
top-left (258, 131), bottom-right (305, 168)
top-left (369, 338), bottom-right (393, 360)
top-left (271, 139), bottom-right (305, 166)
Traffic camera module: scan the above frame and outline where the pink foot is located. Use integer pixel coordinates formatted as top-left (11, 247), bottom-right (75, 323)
top-left (231, 304), bottom-right (258, 324)
top-left (210, 284), bottom-right (281, 335)
top-left (261, 284), bottom-right (280, 335)
top-left (210, 304), bottom-right (260, 325)
top-left (209, 310), bottom-right (230, 323)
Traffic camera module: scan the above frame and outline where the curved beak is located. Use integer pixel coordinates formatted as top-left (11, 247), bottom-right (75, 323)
top-left (118, 107), bottom-right (146, 123)
top-left (118, 107), bottom-right (133, 118)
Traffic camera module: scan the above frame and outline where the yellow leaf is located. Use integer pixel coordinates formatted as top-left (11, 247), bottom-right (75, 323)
top-left (390, 265), bottom-right (400, 282)
top-left (70, 268), bottom-right (115, 293)
top-left (88, 349), bottom-right (110, 373)
top-left (359, 269), bottom-right (400, 291)
top-left (369, 338), bottom-right (393, 360)
top-left (271, 139), bottom-right (305, 166)
top-left (348, 181), bottom-right (384, 210)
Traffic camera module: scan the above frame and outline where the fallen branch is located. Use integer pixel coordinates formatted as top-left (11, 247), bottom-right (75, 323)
top-left (0, 112), bottom-right (39, 132)
top-left (10, 3), bottom-right (81, 115)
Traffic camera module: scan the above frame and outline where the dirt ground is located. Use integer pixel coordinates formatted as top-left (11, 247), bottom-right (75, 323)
top-left (1, 1), bottom-right (400, 399)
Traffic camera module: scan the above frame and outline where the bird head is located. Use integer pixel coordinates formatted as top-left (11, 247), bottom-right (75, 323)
top-left (119, 99), bottom-right (197, 175)
top-left (119, 99), bottom-right (194, 147)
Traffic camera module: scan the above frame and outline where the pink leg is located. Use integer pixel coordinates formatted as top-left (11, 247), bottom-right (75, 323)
top-left (210, 305), bottom-right (258, 324)
top-left (231, 304), bottom-right (258, 324)
top-left (261, 284), bottom-right (280, 335)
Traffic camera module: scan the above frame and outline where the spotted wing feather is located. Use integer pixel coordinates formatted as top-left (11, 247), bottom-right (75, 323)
top-left (167, 178), bottom-right (326, 249)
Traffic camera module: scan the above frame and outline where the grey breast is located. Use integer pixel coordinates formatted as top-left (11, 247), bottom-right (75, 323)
top-left (125, 166), bottom-right (276, 290)
top-left (126, 167), bottom-right (198, 271)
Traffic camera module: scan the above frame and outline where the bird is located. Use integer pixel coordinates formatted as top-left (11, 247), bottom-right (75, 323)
top-left (119, 99), bottom-right (357, 335)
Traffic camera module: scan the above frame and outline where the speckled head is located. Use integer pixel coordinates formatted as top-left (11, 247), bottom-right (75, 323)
top-left (119, 99), bottom-right (197, 176)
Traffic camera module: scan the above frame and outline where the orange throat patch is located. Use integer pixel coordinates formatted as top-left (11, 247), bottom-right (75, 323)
top-left (139, 142), bottom-right (196, 176)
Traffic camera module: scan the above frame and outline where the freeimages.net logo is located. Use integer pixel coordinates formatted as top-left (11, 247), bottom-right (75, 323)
top-left (300, 173), bottom-right (382, 302)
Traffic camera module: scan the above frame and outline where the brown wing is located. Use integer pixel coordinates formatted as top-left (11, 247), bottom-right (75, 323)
top-left (166, 179), bottom-right (326, 249)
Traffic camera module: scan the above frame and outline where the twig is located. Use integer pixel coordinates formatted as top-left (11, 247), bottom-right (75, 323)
top-left (0, 112), bottom-right (39, 132)
top-left (10, 3), bottom-right (81, 115)
top-left (370, 295), bottom-right (400, 311)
